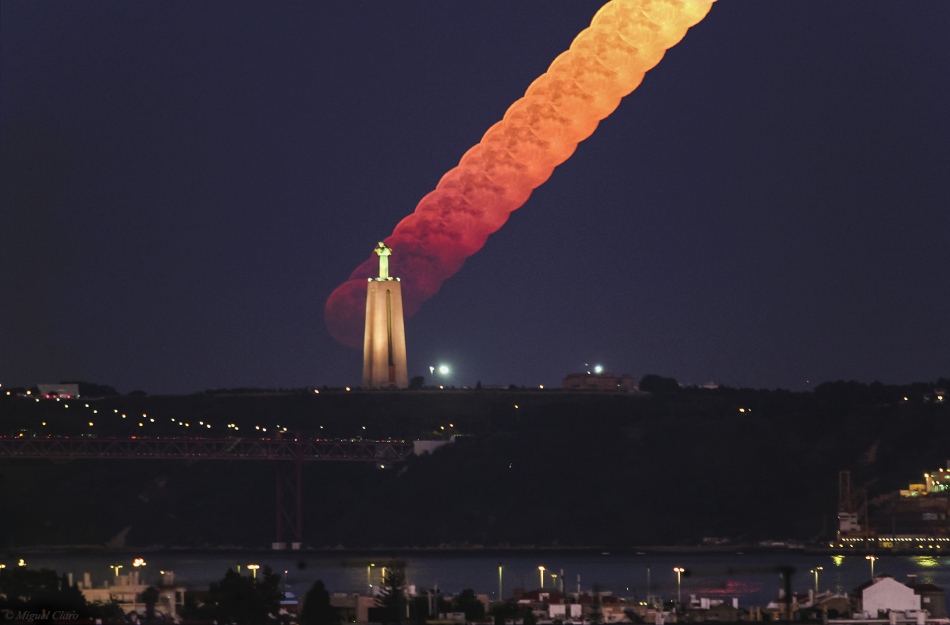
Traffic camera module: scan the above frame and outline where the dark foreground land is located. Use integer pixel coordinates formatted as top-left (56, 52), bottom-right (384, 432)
top-left (0, 379), bottom-right (947, 550)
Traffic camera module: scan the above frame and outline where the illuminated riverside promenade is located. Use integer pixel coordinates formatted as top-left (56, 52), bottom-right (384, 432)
top-left (14, 551), bottom-right (949, 608)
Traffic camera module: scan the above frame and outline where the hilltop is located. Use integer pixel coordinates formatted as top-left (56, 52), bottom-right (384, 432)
top-left (0, 379), bottom-right (947, 549)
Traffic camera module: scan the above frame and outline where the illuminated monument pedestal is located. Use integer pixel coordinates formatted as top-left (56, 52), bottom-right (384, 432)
top-left (363, 242), bottom-right (408, 389)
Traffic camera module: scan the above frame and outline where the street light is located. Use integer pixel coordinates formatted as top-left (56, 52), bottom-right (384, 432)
top-left (110, 564), bottom-right (123, 577)
top-left (810, 567), bottom-right (823, 593)
top-left (131, 559), bottom-right (146, 617)
top-left (866, 555), bottom-right (878, 579)
top-left (368, 563), bottom-right (376, 590)
top-left (673, 567), bottom-right (685, 604)
top-left (498, 563), bottom-right (503, 602)
top-left (247, 564), bottom-right (260, 579)
top-left (539, 566), bottom-right (546, 589)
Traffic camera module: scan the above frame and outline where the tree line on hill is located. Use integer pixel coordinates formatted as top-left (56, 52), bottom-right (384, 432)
top-left (0, 378), bottom-right (946, 548)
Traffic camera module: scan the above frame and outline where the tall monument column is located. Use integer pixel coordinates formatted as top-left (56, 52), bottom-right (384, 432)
top-left (363, 242), bottom-right (409, 389)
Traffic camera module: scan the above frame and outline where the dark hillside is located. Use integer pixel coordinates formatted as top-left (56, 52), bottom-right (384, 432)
top-left (0, 381), bottom-right (946, 549)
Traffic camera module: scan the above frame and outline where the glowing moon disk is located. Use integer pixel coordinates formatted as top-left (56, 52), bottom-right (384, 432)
top-left (326, 0), bottom-right (715, 348)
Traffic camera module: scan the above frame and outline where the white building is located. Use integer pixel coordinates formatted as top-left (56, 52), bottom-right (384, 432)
top-left (37, 383), bottom-right (79, 398)
top-left (81, 570), bottom-right (185, 621)
top-left (860, 577), bottom-right (921, 618)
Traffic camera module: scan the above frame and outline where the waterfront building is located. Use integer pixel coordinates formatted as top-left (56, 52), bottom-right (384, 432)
top-left (80, 570), bottom-right (185, 621)
top-left (838, 464), bottom-right (950, 549)
top-left (907, 576), bottom-right (947, 619)
top-left (330, 593), bottom-right (377, 623)
top-left (856, 576), bottom-right (921, 618)
top-left (697, 600), bottom-right (742, 622)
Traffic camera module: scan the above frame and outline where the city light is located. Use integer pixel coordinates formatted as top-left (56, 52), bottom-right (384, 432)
top-left (498, 563), bottom-right (503, 601)
top-left (538, 565), bottom-right (546, 588)
top-left (674, 567), bottom-right (685, 603)
top-left (247, 563), bottom-right (260, 579)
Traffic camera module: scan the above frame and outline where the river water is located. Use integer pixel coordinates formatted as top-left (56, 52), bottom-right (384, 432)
top-left (15, 550), bottom-right (950, 606)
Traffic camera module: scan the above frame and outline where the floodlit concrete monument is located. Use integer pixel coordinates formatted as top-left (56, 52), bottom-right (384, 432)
top-left (363, 242), bottom-right (408, 389)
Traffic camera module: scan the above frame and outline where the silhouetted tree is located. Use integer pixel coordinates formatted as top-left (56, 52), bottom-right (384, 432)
top-left (453, 588), bottom-right (485, 622)
top-left (638, 374), bottom-right (679, 395)
top-left (197, 567), bottom-right (282, 625)
top-left (61, 381), bottom-right (120, 397)
top-left (522, 607), bottom-right (537, 625)
top-left (409, 376), bottom-right (425, 390)
top-left (0, 568), bottom-right (88, 616)
top-left (301, 580), bottom-right (339, 625)
top-left (142, 585), bottom-right (160, 623)
top-left (491, 601), bottom-right (520, 625)
top-left (87, 598), bottom-right (125, 622)
top-left (376, 560), bottom-right (407, 624)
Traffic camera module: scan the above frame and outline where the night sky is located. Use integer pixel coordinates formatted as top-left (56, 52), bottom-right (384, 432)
top-left (2, 2), bottom-right (948, 394)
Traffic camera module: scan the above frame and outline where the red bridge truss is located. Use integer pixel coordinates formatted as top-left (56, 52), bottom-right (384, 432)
top-left (0, 436), bottom-right (413, 462)
top-left (0, 437), bottom-right (416, 547)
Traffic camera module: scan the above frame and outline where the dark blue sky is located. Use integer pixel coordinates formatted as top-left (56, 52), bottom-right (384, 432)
top-left (2, 2), bottom-right (948, 393)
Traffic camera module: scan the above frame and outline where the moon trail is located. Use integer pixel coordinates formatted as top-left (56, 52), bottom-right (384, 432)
top-left (326, 0), bottom-right (715, 348)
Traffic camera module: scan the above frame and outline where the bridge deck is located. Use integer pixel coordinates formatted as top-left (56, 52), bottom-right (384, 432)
top-left (0, 437), bottom-right (414, 461)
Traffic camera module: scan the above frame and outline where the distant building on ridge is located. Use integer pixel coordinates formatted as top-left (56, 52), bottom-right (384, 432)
top-left (562, 371), bottom-right (637, 392)
top-left (37, 383), bottom-right (80, 398)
